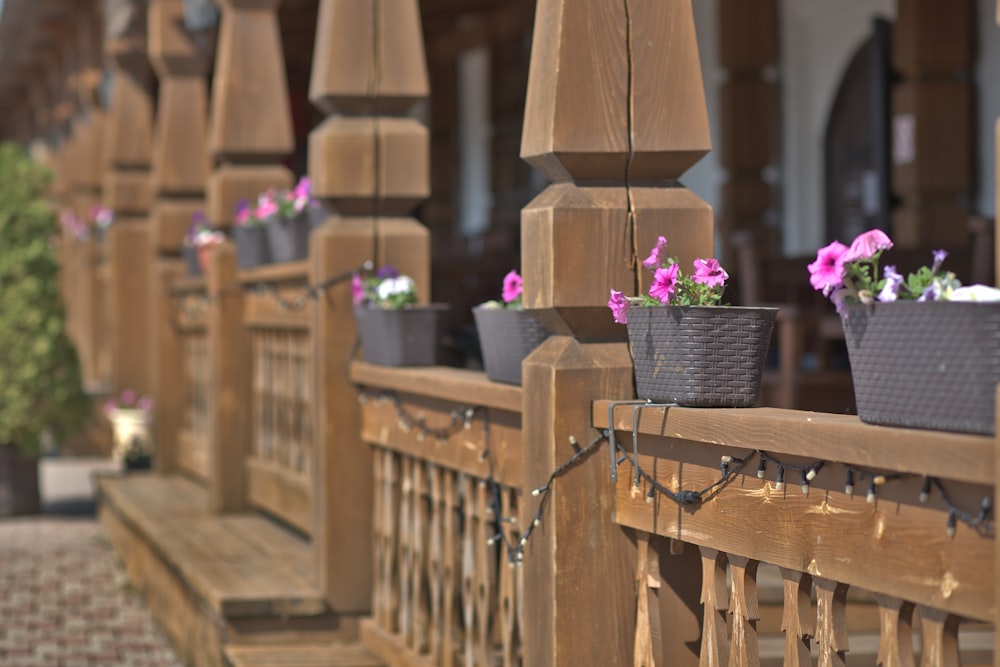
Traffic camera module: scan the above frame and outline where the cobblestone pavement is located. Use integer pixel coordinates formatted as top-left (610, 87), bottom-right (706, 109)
top-left (0, 478), bottom-right (184, 667)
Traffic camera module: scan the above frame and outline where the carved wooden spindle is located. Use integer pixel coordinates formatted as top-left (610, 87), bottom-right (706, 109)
top-left (372, 447), bottom-right (386, 625)
top-left (916, 606), bottom-right (961, 667)
top-left (383, 449), bottom-right (401, 631)
top-left (474, 480), bottom-right (495, 666)
top-left (442, 469), bottom-right (459, 667)
top-left (727, 555), bottom-right (760, 667)
top-left (633, 532), bottom-right (663, 667)
top-left (521, 3), bottom-right (712, 665)
top-left (699, 547), bottom-right (730, 667)
top-left (874, 593), bottom-right (916, 667)
top-left (461, 475), bottom-right (478, 666)
top-left (398, 455), bottom-right (415, 644)
top-left (779, 568), bottom-right (814, 667)
top-left (427, 464), bottom-right (445, 663)
top-left (498, 488), bottom-right (519, 667)
top-left (814, 578), bottom-right (850, 667)
top-left (411, 460), bottom-right (429, 653)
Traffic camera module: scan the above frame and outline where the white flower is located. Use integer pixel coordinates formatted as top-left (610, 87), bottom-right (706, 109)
top-left (377, 276), bottom-right (416, 301)
top-left (945, 285), bottom-right (1000, 302)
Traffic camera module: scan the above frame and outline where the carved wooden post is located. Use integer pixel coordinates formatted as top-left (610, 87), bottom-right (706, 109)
top-left (103, 4), bottom-right (155, 396)
top-left (308, 0), bottom-right (430, 616)
top-left (520, 2), bottom-right (712, 666)
top-left (207, 0), bottom-right (293, 229)
top-left (148, 0), bottom-right (213, 474)
top-left (717, 0), bottom-right (780, 267)
top-left (891, 0), bottom-right (974, 249)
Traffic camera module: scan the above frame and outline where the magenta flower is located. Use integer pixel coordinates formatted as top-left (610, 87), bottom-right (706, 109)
top-left (235, 200), bottom-right (251, 226)
top-left (256, 194), bottom-right (279, 219)
top-left (807, 240), bottom-right (848, 295)
top-left (649, 263), bottom-right (679, 304)
top-left (502, 270), bottom-right (523, 304)
top-left (642, 236), bottom-right (668, 270)
top-left (120, 389), bottom-right (136, 407)
top-left (608, 290), bottom-right (631, 324)
top-left (137, 396), bottom-right (154, 412)
top-left (691, 258), bottom-right (729, 288)
top-left (351, 274), bottom-right (365, 305)
top-left (293, 176), bottom-right (311, 199)
top-left (841, 229), bottom-right (893, 263)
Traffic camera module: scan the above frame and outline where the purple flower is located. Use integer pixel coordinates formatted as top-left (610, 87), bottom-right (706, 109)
top-left (235, 200), bottom-right (251, 226)
top-left (841, 229), bottom-right (893, 263)
top-left (649, 264), bottom-right (679, 304)
top-left (351, 274), bottom-right (365, 305)
top-left (120, 389), bottom-right (136, 407)
top-left (918, 283), bottom-right (940, 302)
top-left (807, 241), bottom-right (848, 295)
top-left (831, 287), bottom-right (850, 318)
top-left (642, 236), bottom-right (668, 271)
top-left (691, 258), bottom-right (729, 288)
top-left (293, 176), bottom-right (311, 199)
top-left (877, 265), bottom-right (904, 303)
top-left (502, 270), bottom-right (523, 304)
top-left (608, 290), bottom-right (631, 324)
top-left (931, 249), bottom-right (948, 273)
top-left (376, 266), bottom-right (399, 279)
top-left (137, 396), bottom-right (154, 412)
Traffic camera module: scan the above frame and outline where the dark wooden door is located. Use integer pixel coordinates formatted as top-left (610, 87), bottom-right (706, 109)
top-left (824, 18), bottom-right (892, 243)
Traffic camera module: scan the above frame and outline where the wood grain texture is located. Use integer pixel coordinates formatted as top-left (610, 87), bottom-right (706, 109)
top-left (873, 593), bottom-right (915, 667)
top-left (594, 401), bottom-right (994, 486)
top-left (717, 0), bottom-right (778, 71)
top-left (779, 568), bottom-right (813, 667)
top-left (207, 242), bottom-right (248, 512)
top-left (107, 222), bottom-right (152, 394)
top-left (522, 0), bottom-right (709, 181)
top-left (246, 458), bottom-right (313, 535)
top-left (350, 363), bottom-right (522, 413)
top-left (727, 555), bottom-right (761, 667)
top-left (521, 338), bottom-right (636, 667)
top-left (150, 260), bottom-right (185, 475)
top-left (893, 0), bottom-right (973, 77)
top-left (699, 547), bottom-right (729, 667)
top-left (613, 444), bottom-right (993, 621)
top-left (916, 606), bottom-right (960, 667)
top-left (815, 578), bottom-right (849, 667)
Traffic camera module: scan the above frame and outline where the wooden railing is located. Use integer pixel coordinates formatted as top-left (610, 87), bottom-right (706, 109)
top-left (352, 363), bottom-right (525, 667)
top-left (241, 262), bottom-right (315, 535)
top-left (58, 234), bottom-right (110, 393)
top-left (170, 275), bottom-right (211, 482)
top-left (594, 402), bottom-right (995, 666)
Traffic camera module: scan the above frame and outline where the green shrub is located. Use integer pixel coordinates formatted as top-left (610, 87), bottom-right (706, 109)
top-left (0, 142), bottom-right (89, 456)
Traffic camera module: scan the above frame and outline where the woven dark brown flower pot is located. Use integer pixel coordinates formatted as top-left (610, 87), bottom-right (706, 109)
top-left (233, 225), bottom-right (270, 269)
top-left (473, 306), bottom-right (552, 385)
top-left (265, 214), bottom-right (310, 263)
top-left (843, 301), bottom-right (1000, 435)
top-left (626, 306), bottom-right (777, 407)
top-left (355, 304), bottom-right (450, 366)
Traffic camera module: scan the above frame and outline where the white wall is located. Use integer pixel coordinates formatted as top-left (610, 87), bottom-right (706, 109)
top-left (685, 0), bottom-right (723, 218)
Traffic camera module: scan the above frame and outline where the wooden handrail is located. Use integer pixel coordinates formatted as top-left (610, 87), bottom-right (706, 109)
top-left (238, 259), bottom-right (310, 286)
top-left (351, 362), bottom-right (522, 413)
top-left (593, 401), bottom-right (993, 486)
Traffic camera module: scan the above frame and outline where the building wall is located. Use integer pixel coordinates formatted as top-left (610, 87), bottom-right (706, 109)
top-left (977, 0), bottom-right (999, 219)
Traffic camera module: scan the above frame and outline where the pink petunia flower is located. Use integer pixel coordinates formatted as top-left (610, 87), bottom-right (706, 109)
top-left (351, 274), bottom-right (365, 305)
top-left (691, 258), bottom-right (729, 288)
top-left (649, 263), bottom-right (679, 304)
top-left (642, 236), bottom-right (668, 271)
top-left (137, 396), bottom-right (154, 412)
top-left (608, 290), bottom-right (631, 324)
top-left (256, 194), bottom-right (279, 219)
top-left (807, 240), bottom-right (848, 295)
top-left (502, 270), bottom-right (523, 304)
top-left (841, 229), bottom-right (893, 263)
top-left (235, 200), bottom-right (251, 226)
top-left (120, 389), bottom-right (136, 407)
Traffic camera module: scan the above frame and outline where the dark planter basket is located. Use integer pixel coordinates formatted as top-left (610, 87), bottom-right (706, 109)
top-left (233, 225), bottom-right (271, 269)
top-left (182, 244), bottom-right (202, 277)
top-left (843, 301), bottom-right (1000, 435)
top-left (265, 213), bottom-right (310, 263)
top-left (473, 306), bottom-right (552, 385)
top-left (124, 454), bottom-right (153, 472)
top-left (355, 304), bottom-right (450, 366)
top-left (626, 306), bottom-right (777, 407)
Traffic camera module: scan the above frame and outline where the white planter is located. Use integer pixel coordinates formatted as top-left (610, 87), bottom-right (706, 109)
top-left (108, 408), bottom-right (152, 463)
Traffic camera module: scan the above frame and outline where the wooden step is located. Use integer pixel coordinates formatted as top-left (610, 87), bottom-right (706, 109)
top-left (225, 642), bottom-right (384, 667)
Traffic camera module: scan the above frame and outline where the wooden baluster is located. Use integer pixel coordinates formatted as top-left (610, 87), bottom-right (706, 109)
top-left (385, 450), bottom-right (401, 631)
top-left (699, 548), bottom-right (730, 667)
top-left (916, 606), bottom-right (961, 667)
top-left (727, 556), bottom-right (760, 667)
top-left (461, 475), bottom-right (477, 666)
top-left (398, 455), bottom-right (415, 644)
top-left (442, 469), bottom-right (459, 667)
top-left (874, 594), bottom-right (916, 667)
top-left (411, 460), bottom-right (429, 653)
top-left (475, 480), bottom-right (494, 666)
top-left (498, 488), bottom-right (519, 667)
top-left (372, 447), bottom-right (385, 626)
top-left (633, 532), bottom-right (658, 667)
top-left (814, 578), bottom-right (850, 667)
top-left (779, 568), bottom-right (814, 667)
top-left (427, 464), bottom-right (445, 662)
